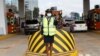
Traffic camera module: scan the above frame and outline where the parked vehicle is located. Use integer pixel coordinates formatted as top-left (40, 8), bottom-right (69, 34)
top-left (24, 20), bottom-right (39, 35)
top-left (70, 21), bottom-right (88, 32)
top-left (63, 19), bottom-right (74, 26)
top-left (86, 5), bottom-right (100, 30)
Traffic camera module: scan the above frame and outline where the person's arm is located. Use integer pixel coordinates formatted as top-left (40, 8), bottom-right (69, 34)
top-left (54, 18), bottom-right (58, 26)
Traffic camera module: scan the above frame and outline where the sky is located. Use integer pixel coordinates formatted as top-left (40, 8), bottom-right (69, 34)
top-left (39, 0), bottom-right (100, 16)
top-left (6, 0), bottom-right (100, 16)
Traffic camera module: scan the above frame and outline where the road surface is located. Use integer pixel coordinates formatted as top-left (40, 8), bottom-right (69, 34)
top-left (74, 32), bottom-right (100, 56)
top-left (0, 28), bottom-right (100, 56)
top-left (0, 35), bottom-right (28, 56)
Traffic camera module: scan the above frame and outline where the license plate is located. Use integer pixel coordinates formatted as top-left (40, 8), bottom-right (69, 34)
top-left (80, 25), bottom-right (82, 27)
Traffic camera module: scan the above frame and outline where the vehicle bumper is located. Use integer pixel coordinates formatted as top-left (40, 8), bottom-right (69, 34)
top-left (24, 28), bottom-right (39, 32)
top-left (74, 27), bottom-right (88, 31)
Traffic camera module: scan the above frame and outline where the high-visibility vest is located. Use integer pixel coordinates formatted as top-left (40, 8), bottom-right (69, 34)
top-left (43, 17), bottom-right (56, 36)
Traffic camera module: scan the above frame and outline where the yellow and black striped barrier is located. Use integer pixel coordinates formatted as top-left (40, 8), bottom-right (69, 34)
top-left (25, 29), bottom-right (78, 56)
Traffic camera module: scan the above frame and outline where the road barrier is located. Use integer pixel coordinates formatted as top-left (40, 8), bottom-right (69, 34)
top-left (25, 29), bottom-right (78, 56)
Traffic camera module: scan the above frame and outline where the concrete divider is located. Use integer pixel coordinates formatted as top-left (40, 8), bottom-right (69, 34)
top-left (25, 29), bottom-right (78, 56)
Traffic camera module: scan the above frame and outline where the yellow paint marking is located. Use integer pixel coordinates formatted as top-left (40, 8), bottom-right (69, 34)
top-left (29, 31), bottom-right (40, 48)
top-left (70, 33), bottom-right (75, 45)
top-left (30, 35), bottom-right (42, 51)
top-left (28, 35), bottom-right (32, 49)
top-left (39, 46), bottom-right (45, 53)
top-left (53, 44), bottom-right (63, 52)
top-left (34, 40), bottom-right (44, 52)
top-left (62, 30), bottom-right (75, 47)
top-left (28, 35), bottom-right (32, 42)
top-left (0, 34), bottom-right (16, 40)
top-left (55, 36), bottom-right (69, 51)
top-left (56, 30), bottom-right (73, 50)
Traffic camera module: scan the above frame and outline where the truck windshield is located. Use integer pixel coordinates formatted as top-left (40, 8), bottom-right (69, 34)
top-left (25, 20), bottom-right (38, 24)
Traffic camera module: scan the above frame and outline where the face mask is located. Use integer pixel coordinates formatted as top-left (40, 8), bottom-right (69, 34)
top-left (47, 13), bottom-right (51, 16)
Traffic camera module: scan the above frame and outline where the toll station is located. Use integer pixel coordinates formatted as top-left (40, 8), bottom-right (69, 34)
top-left (0, 0), bottom-right (100, 56)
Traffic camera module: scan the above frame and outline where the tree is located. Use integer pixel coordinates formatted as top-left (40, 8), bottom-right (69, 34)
top-left (33, 7), bottom-right (39, 19)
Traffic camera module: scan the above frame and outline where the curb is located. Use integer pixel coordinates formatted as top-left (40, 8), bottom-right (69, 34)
top-left (0, 34), bottom-right (17, 40)
top-left (93, 30), bottom-right (100, 34)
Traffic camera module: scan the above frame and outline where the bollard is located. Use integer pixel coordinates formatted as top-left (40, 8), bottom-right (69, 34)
top-left (25, 29), bottom-right (78, 56)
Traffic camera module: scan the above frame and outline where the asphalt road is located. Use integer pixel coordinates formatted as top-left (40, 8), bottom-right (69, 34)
top-left (0, 27), bottom-right (100, 56)
top-left (0, 35), bottom-right (28, 56)
top-left (74, 32), bottom-right (100, 56)
top-left (64, 27), bottom-right (100, 56)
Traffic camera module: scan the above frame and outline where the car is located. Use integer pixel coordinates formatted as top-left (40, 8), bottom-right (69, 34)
top-left (24, 20), bottom-right (39, 35)
top-left (70, 21), bottom-right (88, 32)
top-left (63, 19), bottom-right (74, 27)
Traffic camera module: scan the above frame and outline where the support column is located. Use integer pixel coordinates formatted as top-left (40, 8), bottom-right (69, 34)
top-left (18, 0), bottom-right (24, 18)
top-left (0, 0), bottom-right (7, 35)
top-left (83, 0), bottom-right (90, 16)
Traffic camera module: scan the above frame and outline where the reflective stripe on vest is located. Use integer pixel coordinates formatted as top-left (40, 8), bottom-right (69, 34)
top-left (43, 17), bottom-right (56, 36)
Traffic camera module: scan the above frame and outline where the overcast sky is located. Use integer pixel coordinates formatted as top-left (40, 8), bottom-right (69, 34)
top-left (39, 0), bottom-right (100, 16)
